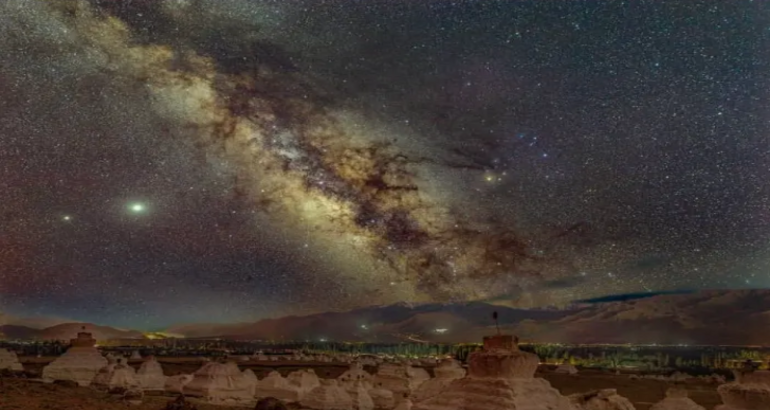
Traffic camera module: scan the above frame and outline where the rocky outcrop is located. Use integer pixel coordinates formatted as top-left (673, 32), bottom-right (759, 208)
top-left (92, 358), bottom-right (141, 393)
top-left (412, 335), bottom-right (574, 410)
top-left (373, 363), bottom-right (430, 401)
top-left (256, 371), bottom-right (303, 402)
top-left (569, 389), bottom-right (634, 410)
top-left (716, 382), bottom-right (770, 410)
top-left (554, 364), bottom-right (578, 375)
top-left (339, 362), bottom-right (374, 389)
top-left (346, 381), bottom-right (375, 410)
top-left (288, 368), bottom-right (321, 395)
top-left (650, 388), bottom-right (704, 410)
top-left (183, 361), bottom-right (253, 404)
top-left (300, 379), bottom-right (354, 410)
top-left (738, 370), bottom-right (770, 386)
top-left (136, 356), bottom-right (167, 391)
top-left (411, 359), bottom-right (466, 403)
top-left (369, 387), bottom-right (396, 410)
top-left (42, 331), bottom-right (108, 387)
top-left (0, 348), bottom-right (23, 372)
top-left (165, 374), bottom-right (193, 394)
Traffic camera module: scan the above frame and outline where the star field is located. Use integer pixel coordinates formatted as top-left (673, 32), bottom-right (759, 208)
top-left (0, 0), bottom-right (768, 329)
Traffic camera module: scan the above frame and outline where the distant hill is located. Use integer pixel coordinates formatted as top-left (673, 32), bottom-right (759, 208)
top-left (167, 289), bottom-right (770, 345)
top-left (37, 323), bottom-right (145, 341)
top-left (3, 290), bottom-right (769, 345)
top-left (0, 322), bottom-right (145, 341)
top-left (0, 314), bottom-right (70, 329)
top-left (0, 325), bottom-right (41, 340)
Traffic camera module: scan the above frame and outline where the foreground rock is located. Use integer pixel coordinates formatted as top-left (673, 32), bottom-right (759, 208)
top-left (570, 389), bottom-right (635, 410)
top-left (42, 329), bottom-right (108, 387)
top-left (554, 364), bottom-right (578, 375)
top-left (373, 363), bottom-right (430, 402)
top-left (369, 386), bottom-right (396, 410)
top-left (650, 388), bottom-right (704, 410)
top-left (412, 334), bottom-right (575, 410)
top-left (256, 371), bottom-right (303, 402)
top-left (737, 370), bottom-right (770, 386)
top-left (288, 368), bottom-right (322, 395)
top-left (716, 382), bottom-right (770, 410)
top-left (165, 374), bottom-right (194, 394)
top-left (183, 361), bottom-right (253, 404)
top-left (339, 362), bottom-right (374, 389)
top-left (0, 348), bottom-right (23, 372)
top-left (346, 381), bottom-right (375, 410)
top-left (123, 387), bottom-right (144, 406)
top-left (300, 379), bottom-right (354, 410)
top-left (411, 359), bottom-right (466, 403)
top-left (92, 357), bottom-right (141, 393)
top-left (136, 356), bottom-right (168, 391)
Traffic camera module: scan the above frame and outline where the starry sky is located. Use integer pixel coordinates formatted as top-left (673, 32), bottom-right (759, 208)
top-left (1, 0), bottom-right (769, 330)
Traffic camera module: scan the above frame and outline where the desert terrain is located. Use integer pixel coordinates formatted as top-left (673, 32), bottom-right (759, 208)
top-left (0, 356), bottom-right (722, 410)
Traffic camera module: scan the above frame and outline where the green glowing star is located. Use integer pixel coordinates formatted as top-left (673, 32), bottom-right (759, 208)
top-left (128, 203), bottom-right (146, 213)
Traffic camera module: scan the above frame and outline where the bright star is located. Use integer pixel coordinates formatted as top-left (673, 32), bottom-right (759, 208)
top-left (128, 203), bottom-right (146, 213)
top-left (62, 215), bottom-right (72, 222)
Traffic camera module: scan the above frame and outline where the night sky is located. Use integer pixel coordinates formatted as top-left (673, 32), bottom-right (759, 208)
top-left (1, 0), bottom-right (768, 329)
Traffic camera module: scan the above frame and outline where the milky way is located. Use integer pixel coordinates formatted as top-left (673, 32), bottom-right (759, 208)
top-left (1, 0), bottom-right (769, 328)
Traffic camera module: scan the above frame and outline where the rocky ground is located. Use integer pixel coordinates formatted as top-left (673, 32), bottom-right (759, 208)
top-left (542, 370), bottom-right (722, 410)
top-left (2, 357), bottom-right (722, 410)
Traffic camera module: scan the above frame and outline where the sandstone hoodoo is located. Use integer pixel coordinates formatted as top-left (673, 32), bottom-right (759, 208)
top-left (339, 361), bottom-right (374, 389)
top-left (183, 361), bottom-right (254, 404)
top-left (650, 388), bottom-right (705, 410)
top-left (369, 386), bottom-right (396, 410)
top-left (433, 359), bottom-right (466, 380)
top-left (412, 358), bottom-right (466, 403)
top-left (373, 362), bottom-right (430, 401)
top-left (256, 371), bottom-right (303, 403)
top-left (569, 389), bottom-right (634, 410)
top-left (136, 356), bottom-right (168, 391)
top-left (165, 374), bottom-right (194, 394)
top-left (300, 379), bottom-right (354, 410)
top-left (92, 357), bottom-right (141, 393)
top-left (41, 329), bottom-right (108, 387)
top-left (0, 348), bottom-right (24, 372)
top-left (346, 381), bottom-right (375, 410)
top-left (412, 334), bottom-right (575, 410)
top-left (287, 368), bottom-right (322, 395)
top-left (242, 369), bottom-right (259, 396)
top-left (715, 372), bottom-right (770, 410)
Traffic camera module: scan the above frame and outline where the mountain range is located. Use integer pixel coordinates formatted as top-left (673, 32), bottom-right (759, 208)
top-left (2, 290), bottom-right (769, 345)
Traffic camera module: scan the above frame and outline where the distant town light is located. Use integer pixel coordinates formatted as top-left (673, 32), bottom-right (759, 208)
top-left (435, 328), bottom-right (448, 334)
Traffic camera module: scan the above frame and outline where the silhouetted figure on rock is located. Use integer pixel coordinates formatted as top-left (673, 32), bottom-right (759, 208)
top-left (255, 397), bottom-right (288, 410)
